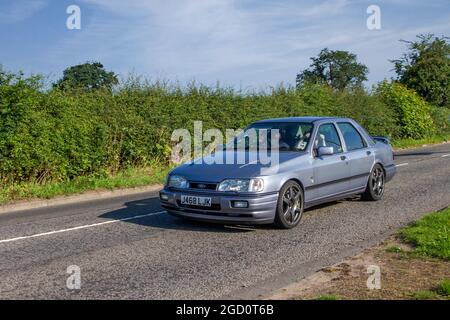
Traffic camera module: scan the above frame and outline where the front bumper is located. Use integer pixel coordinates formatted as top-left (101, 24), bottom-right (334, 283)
top-left (159, 188), bottom-right (278, 225)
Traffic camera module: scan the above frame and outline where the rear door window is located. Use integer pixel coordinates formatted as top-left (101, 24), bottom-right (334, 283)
top-left (337, 122), bottom-right (366, 151)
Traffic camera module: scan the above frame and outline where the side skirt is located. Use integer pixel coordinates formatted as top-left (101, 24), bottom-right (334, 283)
top-left (304, 187), bottom-right (366, 209)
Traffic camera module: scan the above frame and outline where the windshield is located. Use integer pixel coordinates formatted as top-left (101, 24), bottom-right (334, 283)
top-left (229, 122), bottom-right (314, 152)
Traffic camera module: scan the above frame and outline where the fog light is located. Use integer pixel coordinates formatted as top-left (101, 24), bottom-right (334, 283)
top-left (160, 193), bottom-right (169, 201)
top-left (232, 200), bottom-right (248, 208)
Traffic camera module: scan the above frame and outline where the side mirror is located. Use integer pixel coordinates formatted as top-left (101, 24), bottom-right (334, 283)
top-left (372, 136), bottom-right (390, 145)
top-left (317, 146), bottom-right (334, 157)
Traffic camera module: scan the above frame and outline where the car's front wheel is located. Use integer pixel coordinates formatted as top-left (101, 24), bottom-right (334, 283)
top-left (274, 181), bottom-right (304, 229)
top-left (362, 164), bottom-right (385, 201)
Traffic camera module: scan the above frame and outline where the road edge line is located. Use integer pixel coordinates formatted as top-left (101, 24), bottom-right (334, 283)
top-left (0, 184), bottom-right (163, 215)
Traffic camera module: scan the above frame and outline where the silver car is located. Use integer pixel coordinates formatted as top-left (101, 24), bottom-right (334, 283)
top-left (159, 117), bottom-right (396, 229)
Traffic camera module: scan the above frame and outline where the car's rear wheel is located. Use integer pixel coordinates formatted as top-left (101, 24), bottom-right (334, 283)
top-left (274, 181), bottom-right (304, 229)
top-left (362, 164), bottom-right (385, 201)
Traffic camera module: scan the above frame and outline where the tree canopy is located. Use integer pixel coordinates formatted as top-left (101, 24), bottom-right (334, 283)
top-left (296, 48), bottom-right (368, 90)
top-left (391, 34), bottom-right (450, 107)
top-left (54, 62), bottom-right (118, 91)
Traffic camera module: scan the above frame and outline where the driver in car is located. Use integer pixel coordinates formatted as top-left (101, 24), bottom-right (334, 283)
top-left (274, 129), bottom-right (291, 150)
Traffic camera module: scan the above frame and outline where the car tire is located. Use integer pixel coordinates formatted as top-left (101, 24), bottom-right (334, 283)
top-left (274, 180), bottom-right (304, 229)
top-left (362, 164), bottom-right (385, 201)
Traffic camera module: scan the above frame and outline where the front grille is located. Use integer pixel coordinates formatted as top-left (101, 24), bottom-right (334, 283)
top-left (188, 182), bottom-right (218, 190)
top-left (163, 203), bottom-right (253, 218)
top-left (176, 200), bottom-right (221, 211)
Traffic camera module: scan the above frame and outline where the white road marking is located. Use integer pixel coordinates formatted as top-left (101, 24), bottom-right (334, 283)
top-left (0, 151), bottom-right (445, 244)
top-left (0, 210), bottom-right (166, 244)
top-left (395, 163), bottom-right (409, 167)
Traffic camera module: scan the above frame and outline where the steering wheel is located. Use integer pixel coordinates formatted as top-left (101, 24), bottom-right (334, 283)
top-left (324, 139), bottom-right (341, 152)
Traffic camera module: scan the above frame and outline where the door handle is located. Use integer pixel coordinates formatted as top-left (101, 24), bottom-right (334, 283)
top-left (340, 155), bottom-right (346, 161)
top-left (367, 151), bottom-right (372, 156)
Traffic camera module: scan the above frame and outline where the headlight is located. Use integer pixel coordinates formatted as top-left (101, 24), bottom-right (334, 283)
top-left (249, 178), bottom-right (264, 192)
top-left (166, 175), bottom-right (188, 189)
top-left (218, 178), bottom-right (264, 192)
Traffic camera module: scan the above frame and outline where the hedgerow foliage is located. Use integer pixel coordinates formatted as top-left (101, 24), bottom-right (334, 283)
top-left (0, 71), bottom-right (447, 184)
top-left (377, 81), bottom-right (435, 139)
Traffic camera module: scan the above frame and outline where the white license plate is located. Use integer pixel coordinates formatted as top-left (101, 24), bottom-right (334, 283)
top-left (181, 195), bottom-right (212, 207)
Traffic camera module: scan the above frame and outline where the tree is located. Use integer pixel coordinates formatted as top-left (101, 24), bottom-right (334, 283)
top-left (54, 62), bottom-right (118, 91)
top-left (296, 48), bottom-right (368, 90)
top-left (391, 34), bottom-right (450, 107)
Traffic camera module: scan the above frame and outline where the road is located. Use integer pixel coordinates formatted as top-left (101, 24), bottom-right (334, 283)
top-left (0, 144), bottom-right (449, 299)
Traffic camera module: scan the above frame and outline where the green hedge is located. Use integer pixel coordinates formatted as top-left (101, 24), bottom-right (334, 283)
top-left (0, 72), bottom-right (448, 184)
top-left (378, 82), bottom-right (436, 139)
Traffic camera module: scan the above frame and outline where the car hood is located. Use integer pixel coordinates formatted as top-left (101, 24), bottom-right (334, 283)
top-left (170, 150), bottom-right (309, 182)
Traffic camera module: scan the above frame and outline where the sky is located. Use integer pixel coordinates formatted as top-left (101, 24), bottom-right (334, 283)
top-left (0, 0), bottom-right (449, 90)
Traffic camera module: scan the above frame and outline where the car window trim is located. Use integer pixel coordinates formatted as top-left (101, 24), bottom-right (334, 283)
top-left (313, 122), bottom-right (344, 154)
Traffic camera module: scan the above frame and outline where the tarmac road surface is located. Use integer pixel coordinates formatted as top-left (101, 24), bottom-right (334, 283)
top-left (0, 143), bottom-right (449, 299)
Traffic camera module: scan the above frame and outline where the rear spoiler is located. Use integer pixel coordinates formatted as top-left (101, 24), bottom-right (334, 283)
top-left (372, 136), bottom-right (391, 145)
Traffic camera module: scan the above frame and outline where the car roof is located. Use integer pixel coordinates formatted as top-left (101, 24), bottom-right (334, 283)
top-left (253, 116), bottom-right (350, 124)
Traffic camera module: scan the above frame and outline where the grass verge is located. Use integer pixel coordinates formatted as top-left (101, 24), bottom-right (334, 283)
top-left (411, 290), bottom-right (438, 300)
top-left (0, 165), bottom-right (171, 206)
top-left (437, 279), bottom-right (450, 296)
top-left (399, 208), bottom-right (450, 260)
top-left (316, 294), bottom-right (339, 300)
top-left (391, 134), bottom-right (450, 149)
top-left (266, 207), bottom-right (450, 300)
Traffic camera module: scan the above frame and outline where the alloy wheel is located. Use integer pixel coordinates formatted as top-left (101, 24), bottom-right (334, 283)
top-left (281, 185), bottom-right (303, 224)
top-left (371, 166), bottom-right (385, 197)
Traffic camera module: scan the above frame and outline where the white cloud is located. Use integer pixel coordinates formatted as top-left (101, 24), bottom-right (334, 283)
top-left (51, 1), bottom-right (354, 83)
top-left (44, 0), bottom-right (450, 88)
top-left (0, 0), bottom-right (47, 24)
top-left (298, 0), bottom-right (349, 18)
